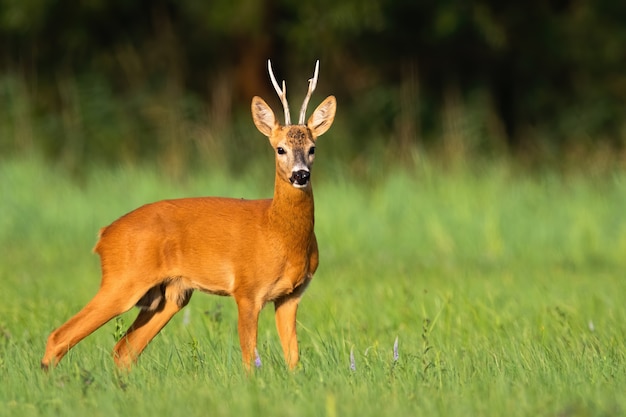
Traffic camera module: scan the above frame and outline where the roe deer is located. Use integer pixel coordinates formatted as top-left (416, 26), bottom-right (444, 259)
top-left (41, 60), bottom-right (336, 371)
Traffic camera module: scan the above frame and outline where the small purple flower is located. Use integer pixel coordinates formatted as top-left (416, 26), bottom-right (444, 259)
top-left (349, 347), bottom-right (356, 371)
top-left (182, 309), bottom-right (191, 326)
top-left (254, 348), bottom-right (262, 368)
top-left (393, 336), bottom-right (399, 362)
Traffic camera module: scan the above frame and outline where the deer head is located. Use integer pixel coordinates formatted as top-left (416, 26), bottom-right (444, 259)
top-left (252, 60), bottom-right (336, 189)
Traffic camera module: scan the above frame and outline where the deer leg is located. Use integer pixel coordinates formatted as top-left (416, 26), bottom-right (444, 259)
top-left (113, 300), bottom-right (180, 369)
top-left (235, 297), bottom-right (261, 371)
top-left (113, 284), bottom-right (192, 369)
top-left (274, 294), bottom-right (301, 370)
top-left (41, 285), bottom-right (142, 369)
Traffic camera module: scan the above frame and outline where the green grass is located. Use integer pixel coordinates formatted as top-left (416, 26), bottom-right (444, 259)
top-left (1, 155), bottom-right (625, 416)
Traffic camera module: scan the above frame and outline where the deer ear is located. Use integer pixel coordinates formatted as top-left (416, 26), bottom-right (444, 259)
top-left (307, 95), bottom-right (336, 137)
top-left (251, 96), bottom-right (277, 137)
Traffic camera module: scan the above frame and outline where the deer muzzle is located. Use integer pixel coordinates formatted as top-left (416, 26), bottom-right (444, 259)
top-left (290, 170), bottom-right (311, 187)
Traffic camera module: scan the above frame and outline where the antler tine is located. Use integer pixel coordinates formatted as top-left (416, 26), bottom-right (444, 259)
top-left (268, 60), bottom-right (291, 125)
top-left (298, 60), bottom-right (320, 125)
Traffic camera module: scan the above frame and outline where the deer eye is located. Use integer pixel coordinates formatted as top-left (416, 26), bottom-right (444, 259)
top-left (309, 146), bottom-right (316, 155)
top-left (277, 147), bottom-right (286, 155)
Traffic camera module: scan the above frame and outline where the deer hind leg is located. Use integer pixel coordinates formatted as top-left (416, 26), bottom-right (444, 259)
top-left (41, 281), bottom-right (148, 370)
top-left (113, 279), bottom-right (193, 369)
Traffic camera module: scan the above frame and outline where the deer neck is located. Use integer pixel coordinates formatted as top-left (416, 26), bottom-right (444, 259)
top-left (268, 173), bottom-right (315, 245)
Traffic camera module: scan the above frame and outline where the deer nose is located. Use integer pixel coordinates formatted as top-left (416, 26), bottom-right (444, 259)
top-left (290, 170), bottom-right (310, 186)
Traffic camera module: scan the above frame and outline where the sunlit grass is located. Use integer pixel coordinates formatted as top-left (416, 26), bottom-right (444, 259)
top-left (1, 155), bottom-right (625, 416)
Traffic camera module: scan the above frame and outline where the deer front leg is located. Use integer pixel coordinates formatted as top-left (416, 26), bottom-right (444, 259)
top-left (274, 293), bottom-right (301, 370)
top-left (235, 297), bottom-right (261, 371)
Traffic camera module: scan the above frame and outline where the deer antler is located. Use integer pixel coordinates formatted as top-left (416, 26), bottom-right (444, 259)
top-left (298, 59), bottom-right (320, 125)
top-left (298, 60), bottom-right (320, 125)
top-left (268, 60), bottom-right (291, 125)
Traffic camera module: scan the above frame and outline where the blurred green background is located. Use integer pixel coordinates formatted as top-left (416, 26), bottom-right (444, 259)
top-left (2, 0), bottom-right (625, 174)
top-left (2, 4), bottom-right (626, 415)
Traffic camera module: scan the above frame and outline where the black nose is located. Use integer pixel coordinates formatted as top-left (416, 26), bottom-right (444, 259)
top-left (290, 170), bottom-right (310, 185)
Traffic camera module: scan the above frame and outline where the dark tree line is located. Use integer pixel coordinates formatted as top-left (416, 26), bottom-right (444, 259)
top-left (1, 0), bottom-right (625, 165)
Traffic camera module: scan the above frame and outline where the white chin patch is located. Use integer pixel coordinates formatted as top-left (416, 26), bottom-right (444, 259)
top-left (292, 182), bottom-right (309, 189)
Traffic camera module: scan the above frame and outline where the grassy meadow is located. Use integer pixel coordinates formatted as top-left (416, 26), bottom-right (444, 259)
top-left (1, 155), bottom-right (625, 416)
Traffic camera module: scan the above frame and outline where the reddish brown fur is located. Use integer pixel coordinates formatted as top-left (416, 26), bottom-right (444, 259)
top-left (41, 79), bottom-right (336, 371)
